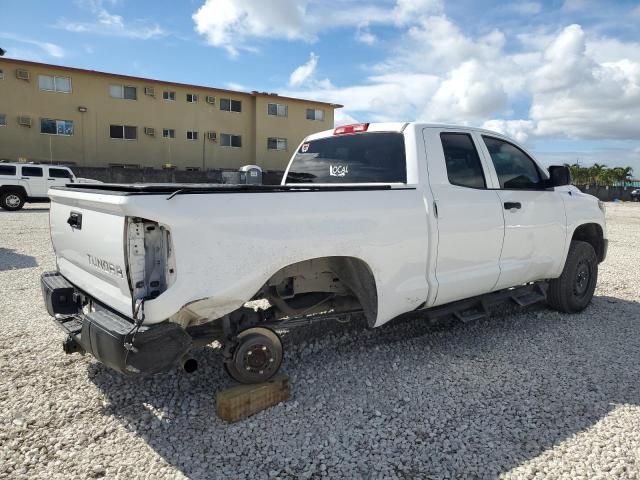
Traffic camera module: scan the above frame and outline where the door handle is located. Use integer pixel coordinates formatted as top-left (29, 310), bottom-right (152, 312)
top-left (504, 202), bottom-right (521, 210)
top-left (48, 178), bottom-right (55, 181)
top-left (21, 177), bottom-right (30, 179)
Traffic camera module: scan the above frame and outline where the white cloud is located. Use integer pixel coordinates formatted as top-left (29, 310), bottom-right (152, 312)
top-left (355, 27), bottom-right (377, 45)
top-left (509, 1), bottom-right (542, 14)
top-left (288, 14), bottom-right (640, 146)
top-left (481, 120), bottom-right (535, 143)
top-left (289, 52), bottom-right (319, 87)
top-left (562, 0), bottom-right (588, 11)
top-left (0, 33), bottom-right (65, 58)
top-left (192, 0), bottom-right (442, 55)
top-left (59, 0), bottom-right (164, 40)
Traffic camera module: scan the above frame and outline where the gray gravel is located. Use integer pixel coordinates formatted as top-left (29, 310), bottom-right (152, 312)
top-left (1, 202), bottom-right (640, 479)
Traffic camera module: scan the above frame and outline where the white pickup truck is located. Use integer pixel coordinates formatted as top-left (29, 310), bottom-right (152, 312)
top-left (41, 123), bottom-right (607, 383)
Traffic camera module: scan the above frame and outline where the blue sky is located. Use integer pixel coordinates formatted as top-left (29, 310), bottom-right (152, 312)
top-left (1, 0), bottom-right (640, 169)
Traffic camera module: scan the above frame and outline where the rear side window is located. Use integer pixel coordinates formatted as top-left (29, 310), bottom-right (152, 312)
top-left (286, 133), bottom-right (406, 184)
top-left (0, 165), bottom-right (16, 176)
top-left (49, 168), bottom-right (72, 179)
top-left (22, 166), bottom-right (43, 177)
top-left (440, 133), bottom-right (486, 189)
top-left (483, 136), bottom-right (543, 190)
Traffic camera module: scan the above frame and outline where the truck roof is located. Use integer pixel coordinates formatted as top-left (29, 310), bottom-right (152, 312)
top-left (305, 122), bottom-right (513, 142)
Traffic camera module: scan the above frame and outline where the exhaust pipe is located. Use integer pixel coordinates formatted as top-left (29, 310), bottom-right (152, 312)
top-left (182, 357), bottom-right (198, 373)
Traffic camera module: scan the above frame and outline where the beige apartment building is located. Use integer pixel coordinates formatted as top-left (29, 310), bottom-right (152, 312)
top-left (0, 58), bottom-right (340, 171)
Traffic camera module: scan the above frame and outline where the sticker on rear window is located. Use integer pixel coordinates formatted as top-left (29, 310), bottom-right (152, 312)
top-left (329, 165), bottom-right (349, 177)
top-left (301, 143), bottom-right (309, 153)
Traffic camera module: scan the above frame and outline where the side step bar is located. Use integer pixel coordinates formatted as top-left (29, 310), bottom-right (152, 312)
top-left (421, 282), bottom-right (548, 324)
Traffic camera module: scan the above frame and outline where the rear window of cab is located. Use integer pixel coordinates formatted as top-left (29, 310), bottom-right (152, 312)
top-left (286, 132), bottom-right (407, 184)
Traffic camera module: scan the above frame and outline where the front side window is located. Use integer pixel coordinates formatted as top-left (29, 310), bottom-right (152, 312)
top-left (286, 132), bottom-right (406, 184)
top-left (110, 84), bottom-right (137, 100)
top-left (186, 93), bottom-right (198, 103)
top-left (440, 133), bottom-right (486, 189)
top-left (162, 128), bottom-right (175, 139)
top-left (483, 136), bottom-right (544, 189)
top-left (267, 137), bottom-right (287, 150)
top-left (110, 124), bottom-right (137, 139)
top-left (39, 75), bottom-right (71, 93)
top-left (41, 118), bottom-right (74, 136)
top-left (268, 103), bottom-right (288, 117)
top-left (186, 130), bottom-right (198, 140)
top-left (163, 91), bottom-right (176, 101)
top-left (49, 168), bottom-right (72, 179)
top-left (220, 98), bottom-right (242, 112)
top-left (306, 108), bottom-right (325, 121)
top-left (22, 166), bottom-right (43, 177)
top-left (220, 133), bottom-right (242, 147)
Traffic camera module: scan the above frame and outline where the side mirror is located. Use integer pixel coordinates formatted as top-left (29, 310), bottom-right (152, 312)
top-left (548, 165), bottom-right (570, 187)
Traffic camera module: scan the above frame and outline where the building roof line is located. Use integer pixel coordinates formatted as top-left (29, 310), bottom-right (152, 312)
top-left (0, 57), bottom-right (343, 108)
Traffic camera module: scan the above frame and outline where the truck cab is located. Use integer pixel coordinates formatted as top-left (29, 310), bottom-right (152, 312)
top-left (0, 163), bottom-right (75, 210)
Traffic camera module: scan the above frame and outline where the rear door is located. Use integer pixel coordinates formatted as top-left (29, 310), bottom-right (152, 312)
top-left (20, 166), bottom-right (47, 197)
top-left (478, 135), bottom-right (566, 289)
top-left (423, 128), bottom-right (505, 306)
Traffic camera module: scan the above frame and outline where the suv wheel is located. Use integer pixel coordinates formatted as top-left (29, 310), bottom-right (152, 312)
top-left (0, 191), bottom-right (26, 211)
top-left (547, 240), bottom-right (598, 313)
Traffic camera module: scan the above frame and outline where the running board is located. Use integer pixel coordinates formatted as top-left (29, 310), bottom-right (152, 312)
top-left (421, 282), bottom-right (548, 324)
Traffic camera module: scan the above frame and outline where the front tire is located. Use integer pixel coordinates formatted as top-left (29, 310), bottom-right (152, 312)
top-left (0, 191), bottom-right (25, 211)
top-left (547, 240), bottom-right (598, 313)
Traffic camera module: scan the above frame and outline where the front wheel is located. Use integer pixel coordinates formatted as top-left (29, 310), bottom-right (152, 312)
top-left (547, 240), bottom-right (598, 313)
top-left (0, 191), bottom-right (25, 211)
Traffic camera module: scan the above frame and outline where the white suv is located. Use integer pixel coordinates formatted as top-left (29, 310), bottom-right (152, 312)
top-left (0, 163), bottom-right (76, 211)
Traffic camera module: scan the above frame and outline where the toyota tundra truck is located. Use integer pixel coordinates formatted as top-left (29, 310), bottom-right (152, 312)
top-left (40, 123), bottom-right (607, 383)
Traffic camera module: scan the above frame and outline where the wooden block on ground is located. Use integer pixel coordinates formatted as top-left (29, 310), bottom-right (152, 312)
top-left (216, 374), bottom-right (290, 422)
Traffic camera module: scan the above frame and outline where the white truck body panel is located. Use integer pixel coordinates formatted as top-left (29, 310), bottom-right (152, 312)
top-left (45, 123), bottom-right (607, 331)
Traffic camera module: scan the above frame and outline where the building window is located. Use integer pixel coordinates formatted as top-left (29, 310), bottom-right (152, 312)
top-left (267, 137), bottom-right (287, 151)
top-left (221, 134), bottom-right (242, 148)
top-left (163, 91), bottom-right (176, 101)
top-left (186, 93), bottom-right (198, 103)
top-left (110, 125), bottom-right (138, 140)
top-left (162, 128), bottom-right (175, 139)
top-left (110, 84), bottom-right (137, 100)
top-left (41, 118), bottom-right (74, 136)
top-left (0, 114), bottom-right (6, 126)
top-left (185, 167), bottom-right (201, 172)
top-left (39, 75), bottom-right (72, 93)
top-left (268, 103), bottom-right (288, 117)
top-left (0, 70), bottom-right (4, 80)
top-left (220, 98), bottom-right (242, 113)
top-left (186, 131), bottom-right (198, 141)
top-left (306, 108), bottom-right (325, 121)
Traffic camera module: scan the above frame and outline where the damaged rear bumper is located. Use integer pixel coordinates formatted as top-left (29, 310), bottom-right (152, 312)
top-left (40, 271), bottom-right (191, 375)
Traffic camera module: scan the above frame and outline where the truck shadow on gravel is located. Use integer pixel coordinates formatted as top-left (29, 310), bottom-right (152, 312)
top-left (0, 248), bottom-right (38, 271)
top-left (88, 295), bottom-right (640, 479)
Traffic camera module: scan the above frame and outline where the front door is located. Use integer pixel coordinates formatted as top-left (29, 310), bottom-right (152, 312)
top-left (423, 129), bottom-right (505, 306)
top-left (479, 135), bottom-right (567, 289)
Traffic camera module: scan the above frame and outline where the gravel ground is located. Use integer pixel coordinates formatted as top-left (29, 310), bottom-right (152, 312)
top-left (1, 202), bottom-right (640, 479)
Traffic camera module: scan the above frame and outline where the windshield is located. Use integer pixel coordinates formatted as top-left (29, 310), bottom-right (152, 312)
top-left (285, 132), bottom-right (407, 184)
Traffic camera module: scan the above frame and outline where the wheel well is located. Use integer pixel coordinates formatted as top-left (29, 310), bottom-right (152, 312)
top-left (257, 256), bottom-right (378, 327)
top-left (572, 223), bottom-right (605, 263)
top-left (0, 186), bottom-right (27, 198)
